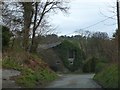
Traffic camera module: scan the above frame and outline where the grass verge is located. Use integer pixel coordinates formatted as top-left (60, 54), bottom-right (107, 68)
top-left (2, 50), bottom-right (57, 88)
top-left (94, 64), bottom-right (118, 88)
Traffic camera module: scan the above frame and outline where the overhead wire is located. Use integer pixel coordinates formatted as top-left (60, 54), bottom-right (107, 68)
top-left (65, 15), bottom-right (116, 35)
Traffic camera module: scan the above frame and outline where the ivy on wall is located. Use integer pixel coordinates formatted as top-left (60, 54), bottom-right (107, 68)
top-left (53, 40), bottom-right (86, 72)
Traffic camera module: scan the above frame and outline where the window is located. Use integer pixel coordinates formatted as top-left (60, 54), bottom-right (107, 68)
top-left (56, 61), bottom-right (60, 64)
top-left (68, 49), bottom-right (75, 58)
top-left (70, 61), bottom-right (73, 64)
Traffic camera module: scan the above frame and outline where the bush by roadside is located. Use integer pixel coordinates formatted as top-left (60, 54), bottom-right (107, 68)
top-left (94, 64), bottom-right (118, 88)
top-left (82, 56), bottom-right (108, 73)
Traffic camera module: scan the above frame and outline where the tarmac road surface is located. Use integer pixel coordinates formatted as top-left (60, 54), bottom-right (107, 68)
top-left (46, 74), bottom-right (102, 88)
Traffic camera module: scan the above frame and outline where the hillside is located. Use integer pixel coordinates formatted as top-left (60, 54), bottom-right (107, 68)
top-left (2, 49), bottom-right (57, 88)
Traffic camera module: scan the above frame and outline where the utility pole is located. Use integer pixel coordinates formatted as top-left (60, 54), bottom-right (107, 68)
top-left (117, 0), bottom-right (120, 88)
top-left (117, 0), bottom-right (120, 30)
top-left (117, 0), bottom-right (120, 57)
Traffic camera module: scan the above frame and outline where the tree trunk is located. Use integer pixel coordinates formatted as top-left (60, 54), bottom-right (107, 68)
top-left (30, 3), bottom-right (38, 52)
top-left (30, 2), bottom-right (47, 52)
top-left (22, 2), bottom-right (33, 51)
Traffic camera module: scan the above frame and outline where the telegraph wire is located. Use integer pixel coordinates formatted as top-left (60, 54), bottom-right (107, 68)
top-left (65, 15), bottom-right (116, 35)
top-left (75, 15), bottom-right (116, 32)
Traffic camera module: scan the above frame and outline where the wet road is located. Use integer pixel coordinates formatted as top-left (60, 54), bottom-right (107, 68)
top-left (46, 74), bottom-right (102, 88)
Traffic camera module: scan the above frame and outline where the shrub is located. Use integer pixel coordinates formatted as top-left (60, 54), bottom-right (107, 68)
top-left (94, 64), bottom-right (118, 88)
top-left (82, 56), bottom-right (109, 73)
top-left (16, 67), bottom-right (57, 87)
top-left (95, 62), bottom-right (107, 73)
top-left (2, 56), bottom-right (22, 70)
top-left (2, 25), bottom-right (12, 50)
top-left (82, 57), bottom-right (97, 73)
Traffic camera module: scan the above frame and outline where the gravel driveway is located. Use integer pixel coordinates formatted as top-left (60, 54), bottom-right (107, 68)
top-left (46, 74), bottom-right (102, 88)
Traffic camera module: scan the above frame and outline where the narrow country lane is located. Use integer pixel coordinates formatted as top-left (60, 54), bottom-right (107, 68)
top-left (46, 74), bottom-right (102, 88)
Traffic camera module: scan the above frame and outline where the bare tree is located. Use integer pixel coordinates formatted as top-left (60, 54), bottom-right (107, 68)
top-left (30, 0), bottom-right (69, 52)
top-left (2, 1), bottom-right (69, 52)
top-left (2, 2), bottom-right (24, 49)
top-left (35, 18), bottom-right (57, 36)
top-left (2, 2), bottom-right (23, 31)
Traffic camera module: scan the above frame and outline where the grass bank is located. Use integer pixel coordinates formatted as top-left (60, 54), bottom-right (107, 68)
top-left (94, 64), bottom-right (118, 88)
top-left (2, 49), bottom-right (57, 88)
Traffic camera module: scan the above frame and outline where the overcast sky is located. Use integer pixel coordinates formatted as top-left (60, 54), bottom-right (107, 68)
top-left (50, 0), bottom-right (117, 37)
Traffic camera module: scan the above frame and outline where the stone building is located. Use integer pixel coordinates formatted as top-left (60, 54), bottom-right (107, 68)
top-left (37, 40), bottom-right (84, 72)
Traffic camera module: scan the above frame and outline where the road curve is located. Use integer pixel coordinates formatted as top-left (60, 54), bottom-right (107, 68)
top-left (46, 74), bottom-right (102, 88)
